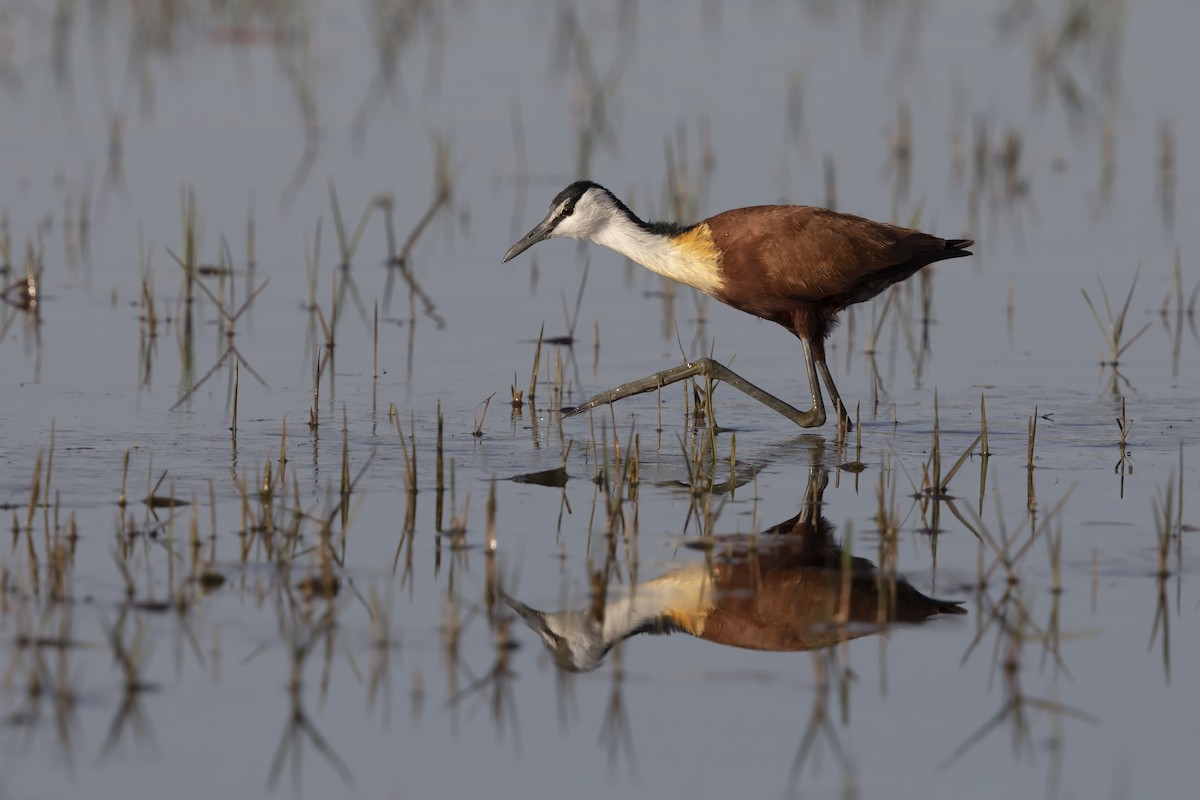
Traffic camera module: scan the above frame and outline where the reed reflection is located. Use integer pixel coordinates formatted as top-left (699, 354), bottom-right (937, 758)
top-left (505, 466), bottom-right (964, 672)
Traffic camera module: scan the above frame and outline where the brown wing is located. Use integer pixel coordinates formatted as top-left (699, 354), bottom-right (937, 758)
top-left (705, 205), bottom-right (971, 318)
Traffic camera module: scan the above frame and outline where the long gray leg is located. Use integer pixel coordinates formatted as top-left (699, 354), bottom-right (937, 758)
top-left (796, 461), bottom-right (830, 527)
top-left (816, 358), bottom-right (852, 429)
top-left (798, 339), bottom-right (826, 427)
top-left (563, 353), bottom-right (828, 428)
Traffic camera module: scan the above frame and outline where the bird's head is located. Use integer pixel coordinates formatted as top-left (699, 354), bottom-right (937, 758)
top-left (502, 181), bottom-right (619, 262)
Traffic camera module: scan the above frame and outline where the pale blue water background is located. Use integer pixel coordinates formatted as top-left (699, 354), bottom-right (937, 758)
top-left (1, 2), bottom-right (1197, 798)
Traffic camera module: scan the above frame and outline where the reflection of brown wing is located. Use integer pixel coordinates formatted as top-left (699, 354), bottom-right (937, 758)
top-left (696, 548), bottom-right (964, 653)
top-left (694, 463), bottom-right (965, 653)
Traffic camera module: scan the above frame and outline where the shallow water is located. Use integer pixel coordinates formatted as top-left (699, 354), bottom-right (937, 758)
top-left (1, 1), bottom-right (1198, 798)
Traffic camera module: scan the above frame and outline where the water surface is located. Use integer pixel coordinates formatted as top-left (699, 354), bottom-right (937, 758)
top-left (1, 2), bottom-right (1197, 798)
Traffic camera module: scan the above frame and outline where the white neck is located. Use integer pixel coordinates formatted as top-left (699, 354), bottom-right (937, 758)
top-left (591, 216), bottom-right (677, 274)
top-left (589, 214), bottom-right (723, 295)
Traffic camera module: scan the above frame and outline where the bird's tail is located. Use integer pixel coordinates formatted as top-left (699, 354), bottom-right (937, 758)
top-left (934, 598), bottom-right (969, 615)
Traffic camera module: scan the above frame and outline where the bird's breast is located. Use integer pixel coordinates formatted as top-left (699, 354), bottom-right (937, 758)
top-left (666, 224), bottom-right (726, 295)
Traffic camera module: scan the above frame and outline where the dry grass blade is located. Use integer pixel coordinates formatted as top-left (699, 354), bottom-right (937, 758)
top-left (528, 322), bottom-right (544, 403)
top-left (864, 289), bottom-right (896, 356)
top-left (392, 410), bottom-right (417, 493)
top-left (25, 448), bottom-right (43, 532)
top-left (329, 179), bottom-right (374, 266)
top-left (1080, 267), bottom-right (1151, 365)
top-left (394, 140), bottom-right (454, 267)
top-left (941, 433), bottom-right (983, 491)
top-left (473, 393), bottom-right (496, 438)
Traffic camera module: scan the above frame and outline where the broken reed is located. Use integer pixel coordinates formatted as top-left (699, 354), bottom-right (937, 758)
top-left (529, 322), bottom-right (544, 403)
top-left (179, 185), bottom-right (199, 304)
top-left (446, 458), bottom-right (470, 539)
top-left (875, 452), bottom-right (899, 541)
top-left (139, 234), bottom-right (158, 336)
top-left (119, 449), bottom-right (130, 507)
top-left (1046, 518), bottom-right (1064, 594)
top-left (980, 393), bottom-right (990, 457)
top-left (978, 394), bottom-right (991, 514)
top-left (1152, 474), bottom-right (1174, 579)
top-left (231, 360), bottom-right (239, 433)
top-left (1027, 406), bottom-right (1038, 512)
top-left (279, 417), bottom-right (289, 486)
top-left (486, 477), bottom-right (497, 553)
top-left (373, 301), bottom-right (379, 416)
top-left (855, 401), bottom-right (862, 455)
top-left (390, 404), bottom-right (419, 496)
top-left (473, 393), bottom-right (495, 438)
top-left (834, 398), bottom-right (848, 451)
top-left (436, 401), bottom-right (445, 530)
top-left (341, 406), bottom-right (351, 498)
top-left (309, 354), bottom-right (323, 431)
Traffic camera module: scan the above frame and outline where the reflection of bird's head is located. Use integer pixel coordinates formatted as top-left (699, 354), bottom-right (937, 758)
top-left (502, 565), bottom-right (714, 673)
top-left (501, 594), bottom-right (611, 673)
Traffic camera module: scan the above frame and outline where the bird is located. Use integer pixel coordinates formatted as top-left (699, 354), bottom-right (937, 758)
top-left (502, 464), bottom-right (965, 672)
top-left (503, 180), bottom-right (973, 428)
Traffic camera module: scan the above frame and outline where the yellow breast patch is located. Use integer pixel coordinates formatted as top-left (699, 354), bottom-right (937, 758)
top-left (668, 224), bottom-right (725, 295)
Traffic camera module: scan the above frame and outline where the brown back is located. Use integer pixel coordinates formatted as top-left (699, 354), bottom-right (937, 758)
top-left (704, 205), bottom-right (972, 323)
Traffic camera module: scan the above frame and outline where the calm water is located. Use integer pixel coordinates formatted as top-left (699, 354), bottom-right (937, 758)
top-left (1, 1), bottom-right (1197, 798)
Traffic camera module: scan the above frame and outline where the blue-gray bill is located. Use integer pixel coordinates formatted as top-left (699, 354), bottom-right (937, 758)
top-left (502, 212), bottom-right (556, 262)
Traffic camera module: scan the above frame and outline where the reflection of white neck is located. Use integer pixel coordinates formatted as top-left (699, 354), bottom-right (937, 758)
top-left (600, 565), bottom-right (714, 639)
top-left (534, 563), bottom-right (715, 672)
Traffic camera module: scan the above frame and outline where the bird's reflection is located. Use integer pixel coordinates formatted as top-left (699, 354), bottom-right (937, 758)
top-left (505, 467), bottom-right (964, 672)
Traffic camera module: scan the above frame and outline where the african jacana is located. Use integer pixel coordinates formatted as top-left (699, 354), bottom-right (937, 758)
top-left (503, 181), bottom-right (973, 428)
top-left (502, 465), bottom-right (964, 672)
